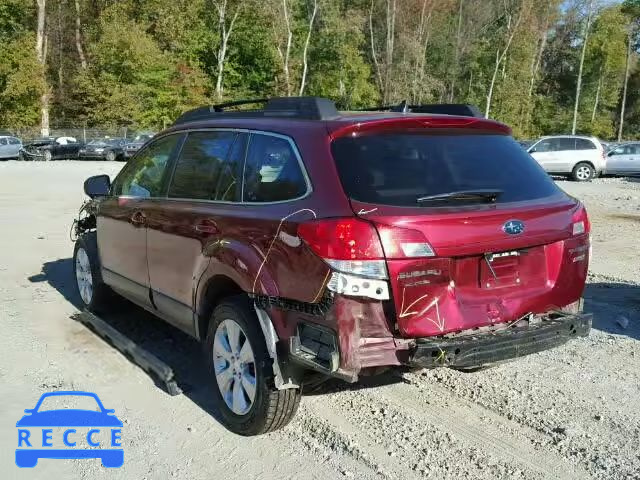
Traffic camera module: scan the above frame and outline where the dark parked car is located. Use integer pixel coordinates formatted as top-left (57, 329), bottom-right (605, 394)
top-left (123, 141), bottom-right (145, 159)
top-left (123, 133), bottom-right (155, 159)
top-left (79, 138), bottom-right (128, 161)
top-left (73, 97), bottom-right (592, 436)
top-left (20, 136), bottom-right (81, 161)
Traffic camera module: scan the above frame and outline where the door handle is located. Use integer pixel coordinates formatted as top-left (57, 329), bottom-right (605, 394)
top-left (131, 211), bottom-right (146, 226)
top-left (194, 220), bottom-right (219, 235)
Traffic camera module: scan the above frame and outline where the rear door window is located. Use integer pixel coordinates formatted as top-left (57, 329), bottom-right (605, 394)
top-left (242, 134), bottom-right (308, 202)
top-left (331, 133), bottom-right (561, 207)
top-left (168, 131), bottom-right (236, 200)
top-left (214, 133), bottom-right (247, 201)
top-left (558, 138), bottom-right (577, 150)
top-left (575, 138), bottom-right (596, 150)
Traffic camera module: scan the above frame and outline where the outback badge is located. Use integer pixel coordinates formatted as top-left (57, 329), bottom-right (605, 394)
top-left (502, 219), bottom-right (525, 235)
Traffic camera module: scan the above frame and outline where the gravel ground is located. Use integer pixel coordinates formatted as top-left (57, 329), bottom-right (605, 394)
top-left (1, 161), bottom-right (639, 480)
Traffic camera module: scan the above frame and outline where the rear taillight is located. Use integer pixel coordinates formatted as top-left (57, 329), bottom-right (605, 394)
top-left (298, 218), bottom-right (387, 279)
top-left (376, 224), bottom-right (435, 258)
top-left (572, 204), bottom-right (590, 236)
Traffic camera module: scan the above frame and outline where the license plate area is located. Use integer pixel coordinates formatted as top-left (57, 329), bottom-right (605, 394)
top-left (480, 250), bottom-right (524, 288)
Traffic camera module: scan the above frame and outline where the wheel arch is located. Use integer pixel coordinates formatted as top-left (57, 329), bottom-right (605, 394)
top-left (574, 160), bottom-right (596, 170)
top-left (195, 274), bottom-right (245, 340)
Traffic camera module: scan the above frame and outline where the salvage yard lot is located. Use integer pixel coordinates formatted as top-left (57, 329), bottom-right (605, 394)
top-left (1, 161), bottom-right (639, 479)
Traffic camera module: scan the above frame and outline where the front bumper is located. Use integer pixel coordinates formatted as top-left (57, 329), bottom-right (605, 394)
top-left (410, 312), bottom-right (591, 368)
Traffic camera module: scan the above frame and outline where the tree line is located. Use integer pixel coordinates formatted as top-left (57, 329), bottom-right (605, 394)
top-left (0, 0), bottom-right (639, 140)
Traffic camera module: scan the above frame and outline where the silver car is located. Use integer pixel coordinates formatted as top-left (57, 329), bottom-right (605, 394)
top-left (605, 143), bottom-right (640, 176)
top-left (527, 135), bottom-right (606, 181)
top-left (0, 136), bottom-right (22, 160)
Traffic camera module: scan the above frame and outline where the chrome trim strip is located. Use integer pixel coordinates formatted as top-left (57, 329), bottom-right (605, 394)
top-left (114, 128), bottom-right (313, 206)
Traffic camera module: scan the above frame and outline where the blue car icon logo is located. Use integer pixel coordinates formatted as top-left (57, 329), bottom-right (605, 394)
top-left (16, 391), bottom-right (123, 468)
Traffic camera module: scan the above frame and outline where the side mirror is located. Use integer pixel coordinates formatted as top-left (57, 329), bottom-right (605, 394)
top-left (84, 174), bottom-right (111, 198)
top-left (528, 147), bottom-right (536, 153)
top-left (24, 409), bottom-right (34, 414)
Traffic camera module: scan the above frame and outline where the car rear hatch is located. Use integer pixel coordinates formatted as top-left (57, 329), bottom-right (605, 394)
top-left (328, 120), bottom-right (591, 337)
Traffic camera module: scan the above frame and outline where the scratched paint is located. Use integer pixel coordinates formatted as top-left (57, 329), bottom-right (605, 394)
top-left (252, 208), bottom-right (317, 294)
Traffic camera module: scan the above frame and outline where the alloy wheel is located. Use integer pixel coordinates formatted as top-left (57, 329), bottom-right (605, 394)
top-left (576, 166), bottom-right (591, 181)
top-left (213, 319), bottom-right (257, 415)
top-left (75, 247), bottom-right (93, 305)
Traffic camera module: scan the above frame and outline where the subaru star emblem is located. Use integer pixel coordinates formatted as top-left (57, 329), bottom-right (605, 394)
top-left (502, 220), bottom-right (525, 235)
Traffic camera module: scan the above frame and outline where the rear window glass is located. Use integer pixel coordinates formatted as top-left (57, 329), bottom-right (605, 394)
top-left (575, 138), bottom-right (596, 150)
top-left (331, 133), bottom-right (560, 207)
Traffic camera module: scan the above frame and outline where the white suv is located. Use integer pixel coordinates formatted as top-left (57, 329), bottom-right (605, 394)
top-left (527, 135), bottom-right (605, 181)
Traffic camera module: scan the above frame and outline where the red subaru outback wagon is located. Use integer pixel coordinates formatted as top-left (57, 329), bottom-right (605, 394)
top-left (74, 97), bottom-right (592, 435)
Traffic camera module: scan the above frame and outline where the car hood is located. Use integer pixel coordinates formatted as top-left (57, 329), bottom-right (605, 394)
top-left (16, 410), bottom-right (123, 427)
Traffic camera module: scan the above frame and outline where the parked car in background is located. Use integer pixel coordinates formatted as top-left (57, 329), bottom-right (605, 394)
top-left (74, 97), bottom-right (592, 436)
top-left (527, 135), bottom-right (606, 181)
top-left (123, 140), bottom-right (145, 159)
top-left (604, 143), bottom-right (640, 176)
top-left (19, 136), bottom-right (81, 161)
top-left (123, 133), bottom-right (155, 160)
top-left (517, 140), bottom-right (534, 149)
top-left (79, 138), bottom-right (128, 161)
top-left (0, 136), bottom-right (22, 160)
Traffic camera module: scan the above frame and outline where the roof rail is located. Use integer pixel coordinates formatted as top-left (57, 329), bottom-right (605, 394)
top-left (357, 102), bottom-right (484, 118)
top-left (173, 96), bottom-right (340, 125)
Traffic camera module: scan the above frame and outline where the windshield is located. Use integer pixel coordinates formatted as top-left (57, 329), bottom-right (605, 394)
top-left (36, 394), bottom-right (102, 412)
top-left (331, 133), bottom-right (561, 207)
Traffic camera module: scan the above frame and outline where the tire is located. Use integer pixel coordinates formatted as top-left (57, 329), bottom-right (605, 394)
top-left (73, 232), bottom-right (112, 312)
top-left (572, 162), bottom-right (594, 182)
top-left (106, 150), bottom-right (116, 162)
top-left (204, 296), bottom-right (301, 436)
top-left (43, 150), bottom-right (52, 162)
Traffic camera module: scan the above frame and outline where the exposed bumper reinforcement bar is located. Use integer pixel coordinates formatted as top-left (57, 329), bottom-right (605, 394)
top-left (410, 312), bottom-right (592, 368)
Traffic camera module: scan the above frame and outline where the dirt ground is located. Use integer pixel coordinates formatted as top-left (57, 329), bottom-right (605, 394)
top-left (1, 161), bottom-right (638, 480)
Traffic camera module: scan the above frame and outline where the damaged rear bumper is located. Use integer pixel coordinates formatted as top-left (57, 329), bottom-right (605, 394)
top-left (409, 312), bottom-right (592, 368)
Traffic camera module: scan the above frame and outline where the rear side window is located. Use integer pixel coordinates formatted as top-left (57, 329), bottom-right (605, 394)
top-left (0, 138), bottom-right (6, 145)
top-left (168, 131), bottom-right (235, 200)
top-left (575, 138), bottom-right (596, 150)
top-left (112, 134), bottom-right (180, 197)
top-left (9, 137), bottom-right (20, 145)
top-left (242, 134), bottom-right (307, 202)
top-left (331, 133), bottom-right (561, 207)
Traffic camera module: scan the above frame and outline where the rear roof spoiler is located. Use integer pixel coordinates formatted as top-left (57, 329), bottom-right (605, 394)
top-left (357, 101), bottom-right (484, 118)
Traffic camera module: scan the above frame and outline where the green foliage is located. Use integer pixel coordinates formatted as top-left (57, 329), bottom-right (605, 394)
top-left (73, 6), bottom-right (210, 128)
top-left (0, 0), bottom-right (638, 139)
top-left (0, 33), bottom-right (44, 127)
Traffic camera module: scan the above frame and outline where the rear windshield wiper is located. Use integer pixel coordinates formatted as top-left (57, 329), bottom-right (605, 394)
top-left (416, 189), bottom-right (503, 204)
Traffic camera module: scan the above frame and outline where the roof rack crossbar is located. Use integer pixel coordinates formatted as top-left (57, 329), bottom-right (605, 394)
top-left (210, 98), bottom-right (270, 112)
top-left (173, 96), bottom-right (340, 125)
